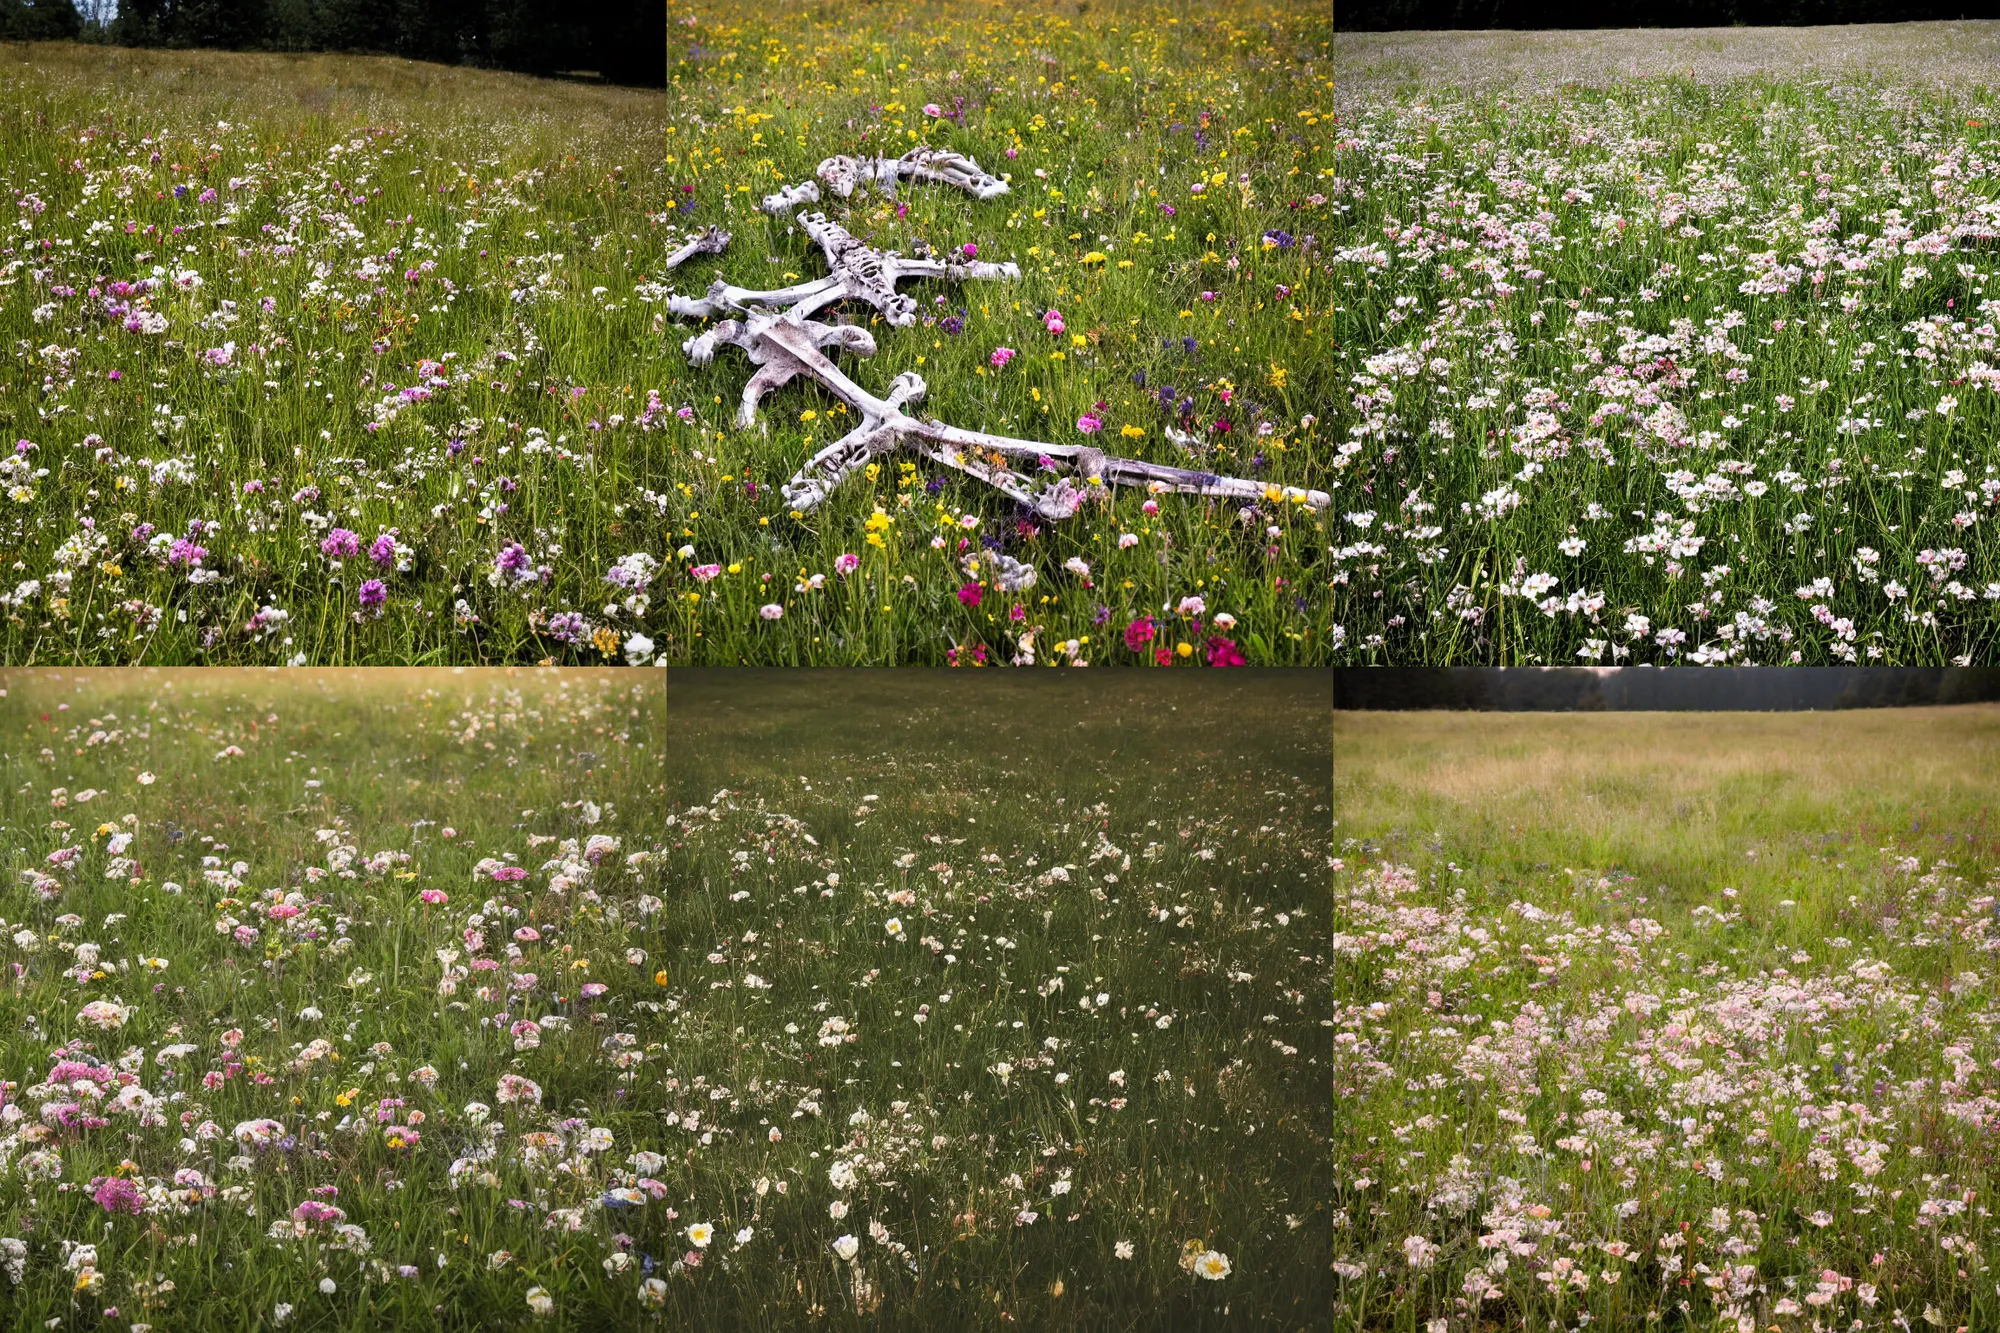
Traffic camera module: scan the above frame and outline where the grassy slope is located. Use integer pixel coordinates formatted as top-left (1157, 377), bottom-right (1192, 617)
top-left (0, 0), bottom-right (1342, 666)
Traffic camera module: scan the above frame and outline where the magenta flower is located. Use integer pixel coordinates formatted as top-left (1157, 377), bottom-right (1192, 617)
top-left (961, 242), bottom-right (978, 258)
top-left (1076, 413), bottom-right (1102, 435)
top-left (1204, 635), bottom-right (1247, 667)
top-left (167, 538), bottom-right (207, 567)
top-left (690, 563), bottom-right (723, 582)
top-left (419, 889), bottom-right (448, 905)
top-left (492, 866), bottom-right (528, 883)
top-left (357, 579), bottom-right (387, 608)
top-left (834, 553), bottom-right (860, 575)
top-left (368, 533), bottom-right (397, 568)
top-left (1042, 309), bottom-right (1065, 336)
top-left (990, 347), bottom-right (1016, 369)
top-left (957, 583), bottom-right (983, 608)
top-left (1123, 617), bottom-right (1156, 652)
top-left (92, 1176), bottom-right (144, 1216)
top-left (320, 528), bottom-right (360, 558)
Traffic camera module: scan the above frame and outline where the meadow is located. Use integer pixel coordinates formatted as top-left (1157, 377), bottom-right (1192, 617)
top-left (0, 0), bottom-right (1338, 666)
top-left (1333, 705), bottom-right (2000, 1330)
top-left (0, 667), bottom-right (668, 1329)
top-left (1328, 23), bottom-right (2000, 665)
top-left (661, 669), bottom-right (1332, 1327)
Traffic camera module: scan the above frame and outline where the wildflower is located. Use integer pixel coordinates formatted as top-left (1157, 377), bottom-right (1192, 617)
top-left (624, 633), bottom-right (655, 665)
top-left (687, 1222), bottom-right (714, 1248)
top-left (320, 528), bottom-right (360, 558)
top-left (1076, 412), bottom-right (1102, 435)
top-left (758, 603), bottom-right (784, 620)
top-left (526, 1287), bottom-right (553, 1316)
top-left (1123, 617), bottom-right (1156, 652)
top-left (957, 583), bottom-right (983, 608)
top-left (357, 579), bottom-right (387, 609)
top-left (832, 1235), bottom-right (860, 1261)
top-left (495, 1074), bottom-right (542, 1106)
top-left (990, 346), bottom-right (1016, 368)
top-left (1204, 636), bottom-right (1246, 667)
top-left (1042, 309), bottom-right (1065, 336)
top-left (1193, 1250), bottom-right (1231, 1280)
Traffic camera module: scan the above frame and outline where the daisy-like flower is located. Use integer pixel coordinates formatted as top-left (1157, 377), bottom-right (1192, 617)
top-left (1193, 1250), bottom-right (1231, 1280)
top-left (687, 1222), bottom-right (714, 1249)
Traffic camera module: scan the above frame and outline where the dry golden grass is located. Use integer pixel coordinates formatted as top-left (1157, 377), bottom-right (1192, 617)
top-left (1335, 706), bottom-right (2000, 898)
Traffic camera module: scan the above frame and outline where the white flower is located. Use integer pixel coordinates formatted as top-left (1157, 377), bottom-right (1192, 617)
top-left (686, 1222), bottom-right (713, 1249)
top-left (759, 603), bottom-right (784, 620)
top-left (622, 633), bottom-right (655, 665)
top-left (832, 1234), bottom-right (860, 1262)
top-left (319, 1278), bottom-right (336, 1295)
top-left (638, 1278), bottom-right (667, 1308)
top-left (735, 1227), bottom-right (754, 1246)
top-left (1193, 1249), bottom-right (1231, 1280)
top-left (274, 1304), bottom-right (294, 1325)
top-left (137, 772), bottom-right (156, 786)
top-left (526, 1286), bottom-right (554, 1316)
top-left (1115, 1240), bottom-right (1135, 1260)
top-left (884, 917), bottom-right (904, 939)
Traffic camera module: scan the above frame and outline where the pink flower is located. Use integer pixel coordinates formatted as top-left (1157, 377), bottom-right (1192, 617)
top-left (1042, 309), bottom-right (1065, 336)
top-left (492, 866), bottom-right (528, 882)
top-left (93, 1176), bottom-right (144, 1216)
top-left (961, 243), bottom-right (978, 259)
top-left (419, 889), bottom-right (448, 906)
top-left (957, 583), bottom-right (983, 607)
top-left (690, 563), bottom-right (723, 582)
top-left (581, 982), bottom-right (608, 998)
top-left (923, 103), bottom-right (943, 117)
top-left (833, 553), bottom-right (860, 575)
top-left (320, 528), bottom-right (360, 558)
top-left (1076, 413), bottom-right (1102, 435)
top-left (990, 347), bottom-right (1016, 368)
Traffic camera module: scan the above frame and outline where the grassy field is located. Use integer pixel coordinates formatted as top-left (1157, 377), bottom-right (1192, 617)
top-left (662, 669), bottom-right (1332, 1327)
top-left (1328, 23), bottom-right (2000, 665)
top-left (1333, 706), bottom-right (2000, 1330)
top-left (0, 0), bottom-right (1339, 666)
top-left (0, 668), bottom-right (668, 1329)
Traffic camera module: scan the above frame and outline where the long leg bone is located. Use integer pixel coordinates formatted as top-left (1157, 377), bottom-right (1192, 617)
top-left (664, 225), bottom-right (732, 269)
top-left (760, 181), bottom-right (821, 216)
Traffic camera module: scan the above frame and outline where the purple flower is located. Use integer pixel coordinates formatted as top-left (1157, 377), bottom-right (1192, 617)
top-left (167, 539), bottom-right (206, 568)
top-left (357, 579), bottom-right (387, 608)
top-left (496, 543), bottom-right (533, 581)
top-left (320, 528), bottom-right (360, 558)
top-left (368, 534), bottom-right (397, 568)
top-left (93, 1176), bottom-right (144, 1216)
top-left (546, 611), bottom-right (589, 643)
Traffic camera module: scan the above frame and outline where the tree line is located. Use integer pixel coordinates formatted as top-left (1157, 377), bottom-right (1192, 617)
top-left (0, 0), bottom-right (665, 87)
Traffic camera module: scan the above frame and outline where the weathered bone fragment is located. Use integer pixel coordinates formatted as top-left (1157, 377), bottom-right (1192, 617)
top-left (663, 225), bottom-right (732, 269)
top-left (760, 180), bottom-right (821, 216)
top-left (668, 213), bottom-right (1018, 327)
top-left (814, 147), bottom-right (1009, 202)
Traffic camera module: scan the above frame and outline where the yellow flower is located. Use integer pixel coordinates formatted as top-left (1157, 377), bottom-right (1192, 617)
top-left (1120, 424), bottom-right (1145, 439)
top-left (1175, 642), bottom-right (1193, 658)
top-left (654, 969), bottom-right (669, 986)
top-left (1081, 251), bottom-right (1106, 265)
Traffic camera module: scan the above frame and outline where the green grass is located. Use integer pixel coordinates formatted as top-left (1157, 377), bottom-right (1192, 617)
top-left (0, 0), bottom-right (1340, 666)
top-left (1327, 27), bottom-right (2000, 664)
top-left (0, 667), bottom-right (666, 1330)
top-left (1333, 706), bottom-right (2000, 1330)
top-left (0, 666), bottom-right (1328, 1329)
top-left (661, 668), bottom-right (1332, 1327)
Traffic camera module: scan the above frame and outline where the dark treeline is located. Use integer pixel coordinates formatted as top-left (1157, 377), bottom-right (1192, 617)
top-left (1337, 0), bottom-right (1995, 29)
top-left (0, 0), bottom-right (666, 87)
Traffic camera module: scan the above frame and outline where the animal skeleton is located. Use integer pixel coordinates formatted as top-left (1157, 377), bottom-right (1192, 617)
top-left (664, 148), bottom-right (1329, 520)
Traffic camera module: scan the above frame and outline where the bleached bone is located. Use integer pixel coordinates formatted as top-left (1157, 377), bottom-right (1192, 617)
top-left (730, 314), bottom-right (1330, 520)
top-left (760, 180), bottom-right (821, 216)
top-left (815, 147), bottom-right (1009, 202)
top-left (666, 150), bottom-right (1328, 521)
top-left (664, 225), bottom-right (732, 269)
top-left (669, 213), bottom-right (1018, 327)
